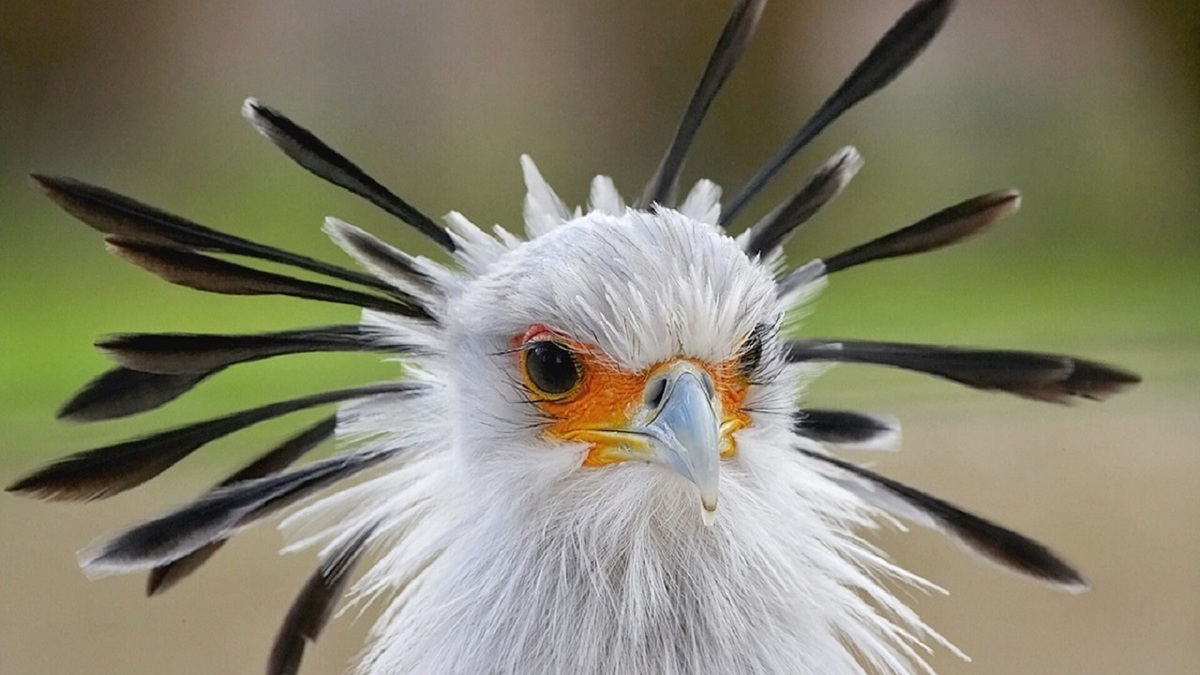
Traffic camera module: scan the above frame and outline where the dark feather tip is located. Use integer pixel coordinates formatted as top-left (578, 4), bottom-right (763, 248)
top-left (242, 98), bottom-right (454, 252)
top-left (723, 0), bottom-right (957, 223)
top-left (11, 382), bottom-right (421, 502)
top-left (29, 173), bottom-right (187, 247)
top-left (822, 189), bottom-right (1020, 275)
top-left (793, 409), bottom-right (899, 447)
top-left (800, 449), bottom-right (1089, 591)
top-left (267, 522), bottom-right (378, 675)
top-left (55, 367), bottom-right (217, 423)
top-left (1056, 358), bottom-right (1142, 402)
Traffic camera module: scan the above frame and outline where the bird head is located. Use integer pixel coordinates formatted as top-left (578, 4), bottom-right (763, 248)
top-left (447, 195), bottom-right (781, 526)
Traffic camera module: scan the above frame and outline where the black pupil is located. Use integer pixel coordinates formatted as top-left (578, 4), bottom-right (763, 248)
top-left (526, 341), bottom-right (579, 395)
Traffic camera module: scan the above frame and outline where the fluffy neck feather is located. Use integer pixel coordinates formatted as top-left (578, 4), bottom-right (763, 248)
top-left (344, 424), bottom-right (942, 675)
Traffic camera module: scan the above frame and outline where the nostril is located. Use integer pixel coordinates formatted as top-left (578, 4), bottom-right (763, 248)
top-left (644, 375), bottom-right (667, 409)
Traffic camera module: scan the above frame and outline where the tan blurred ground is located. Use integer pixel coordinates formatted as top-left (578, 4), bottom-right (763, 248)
top-left (3, 388), bottom-right (1197, 675)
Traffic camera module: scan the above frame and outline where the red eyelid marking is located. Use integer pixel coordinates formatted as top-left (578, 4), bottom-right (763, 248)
top-left (513, 324), bottom-right (573, 349)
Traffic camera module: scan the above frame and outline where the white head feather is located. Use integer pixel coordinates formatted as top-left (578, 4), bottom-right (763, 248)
top-left (287, 161), bottom-right (949, 675)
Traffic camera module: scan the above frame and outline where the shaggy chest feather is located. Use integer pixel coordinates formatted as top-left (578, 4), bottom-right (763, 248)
top-left (357, 437), bottom-right (917, 675)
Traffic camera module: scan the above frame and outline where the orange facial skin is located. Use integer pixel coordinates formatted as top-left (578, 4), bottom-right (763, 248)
top-left (514, 325), bottom-right (752, 466)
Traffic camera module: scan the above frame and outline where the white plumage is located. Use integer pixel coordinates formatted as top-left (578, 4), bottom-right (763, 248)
top-left (312, 171), bottom-right (937, 674)
top-left (11, 1), bottom-right (1139, 674)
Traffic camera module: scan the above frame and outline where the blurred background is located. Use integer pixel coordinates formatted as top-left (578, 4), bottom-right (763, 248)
top-left (2, 0), bottom-right (1197, 673)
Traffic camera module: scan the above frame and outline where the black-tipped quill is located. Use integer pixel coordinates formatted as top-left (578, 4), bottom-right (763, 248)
top-left (30, 174), bottom-right (394, 293)
top-left (98, 325), bottom-right (391, 375)
top-left (640, 0), bottom-right (767, 207)
top-left (793, 409), bottom-right (899, 448)
top-left (147, 416), bottom-right (337, 595)
top-left (242, 99), bottom-right (454, 251)
top-left (799, 448), bottom-right (1088, 590)
top-left (785, 339), bottom-right (1141, 403)
top-left (742, 146), bottom-right (862, 257)
top-left (7, 382), bottom-right (424, 501)
top-left (82, 448), bottom-right (393, 576)
top-left (268, 522), bottom-right (378, 675)
top-left (105, 237), bottom-right (430, 319)
top-left (723, 0), bottom-right (956, 224)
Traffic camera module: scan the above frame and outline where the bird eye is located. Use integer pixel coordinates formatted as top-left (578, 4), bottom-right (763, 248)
top-left (523, 340), bottom-right (582, 398)
top-left (738, 324), bottom-right (768, 378)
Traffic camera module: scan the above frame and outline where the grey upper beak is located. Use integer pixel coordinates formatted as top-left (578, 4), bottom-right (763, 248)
top-left (638, 362), bottom-right (722, 525)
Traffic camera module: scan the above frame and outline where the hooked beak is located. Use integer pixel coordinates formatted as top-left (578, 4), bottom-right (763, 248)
top-left (640, 362), bottom-right (722, 525)
top-left (569, 361), bottom-right (727, 526)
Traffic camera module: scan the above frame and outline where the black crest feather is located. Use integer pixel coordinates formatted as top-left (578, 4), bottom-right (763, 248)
top-left (30, 173), bottom-right (393, 293)
top-left (640, 0), bottom-right (767, 207)
top-left (786, 339), bottom-right (1141, 403)
top-left (146, 416), bottom-right (337, 595)
top-left (267, 522), bottom-right (379, 675)
top-left (104, 237), bottom-right (430, 319)
top-left (723, 0), bottom-right (957, 224)
top-left (8, 382), bottom-right (423, 501)
top-left (83, 446), bottom-right (391, 576)
top-left (242, 99), bottom-right (454, 251)
top-left (800, 449), bottom-right (1088, 590)
top-left (98, 325), bottom-right (392, 375)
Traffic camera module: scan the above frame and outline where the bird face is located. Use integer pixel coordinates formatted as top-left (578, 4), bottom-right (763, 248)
top-left (448, 208), bottom-right (782, 524)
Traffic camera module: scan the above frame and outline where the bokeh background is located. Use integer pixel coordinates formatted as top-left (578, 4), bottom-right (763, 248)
top-left (2, 1), bottom-right (1197, 673)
